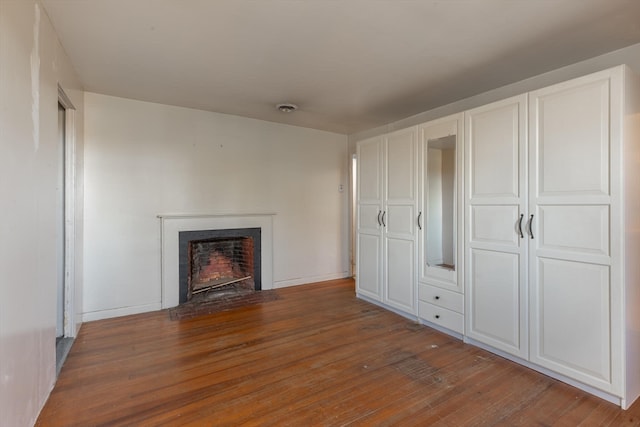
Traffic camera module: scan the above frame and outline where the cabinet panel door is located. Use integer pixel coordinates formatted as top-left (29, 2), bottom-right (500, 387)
top-left (528, 70), bottom-right (619, 393)
top-left (356, 136), bottom-right (383, 301)
top-left (530, 258), bottom-right (612, 388)
top-left (468, 105), bottom-right (521, 199)
top-left (465, 95), bottom-right (528, 358)
top-left (386, 238), bottom-right (415, 312)
top-left (357, 233), bottom-right (382, 300)
top-left (538, 205), bottom-right (610, 259)
top-left (470, 205), bottom-right (520, 248)
top-left (386, 128), bottom-right (416, 203)
top-left (358, 205), bottom-right (382, 235)
top-left (531, 78), bottom-right (609, 198)
top-left (384, 127), bottom-right (417, 314)
top-left (468, 249), bottom-right (522, 351)
top-left (358, 136), bottom-right (383, 202)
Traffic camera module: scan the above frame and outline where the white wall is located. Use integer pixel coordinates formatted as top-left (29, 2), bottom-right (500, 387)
top-left (0, 1), bottom-right (84, 426)
top-left (83, 93), bottom-right (349, 320)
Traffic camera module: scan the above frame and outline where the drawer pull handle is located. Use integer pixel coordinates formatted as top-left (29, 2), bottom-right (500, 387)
top-left (434, 296), bottom-right (440, 300)
top-left (435, 315), bottom-right (440, 319)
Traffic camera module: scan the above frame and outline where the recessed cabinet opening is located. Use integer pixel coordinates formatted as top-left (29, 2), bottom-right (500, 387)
top-left (426, 135), bottom-right (456, 271)
top-left (418, 116), bottom-right (462, 291)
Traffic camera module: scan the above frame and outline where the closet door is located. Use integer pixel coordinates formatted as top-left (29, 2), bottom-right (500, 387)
top-left (384, 127), bottom-right (418, 314)
top-left (356, 136), bottom-right (383, 301)
top-left (465, 95), bottom-right (528, 358)
top-left (528, 69), bottom-right (621, 393)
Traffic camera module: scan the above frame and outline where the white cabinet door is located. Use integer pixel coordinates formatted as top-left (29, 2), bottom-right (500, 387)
top-left (384, 127), bottom-right (417, 313)
top-left (356, 136), bottom-right (383, 301)
top-left (528, 70), bottom-right (620, 393)
top-left (465, 95), bottom-right (528, 358)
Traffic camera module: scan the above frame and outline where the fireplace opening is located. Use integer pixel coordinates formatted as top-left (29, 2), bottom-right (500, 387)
top-left (179, 228), bottom-right (261, 304)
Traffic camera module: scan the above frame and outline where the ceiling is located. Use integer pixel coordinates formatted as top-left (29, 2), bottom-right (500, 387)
top-left (41, 0), bottom-right (640, 135)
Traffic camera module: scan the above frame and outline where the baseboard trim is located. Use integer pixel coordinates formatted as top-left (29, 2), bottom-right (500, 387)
top-left (274, 272), bottom-right (350, 288)
top-left (82, 303), bottom-right (162, 322)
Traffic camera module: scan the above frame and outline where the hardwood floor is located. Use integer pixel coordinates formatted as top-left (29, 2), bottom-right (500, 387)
top-left (37, 278), bottom-right (640, 426)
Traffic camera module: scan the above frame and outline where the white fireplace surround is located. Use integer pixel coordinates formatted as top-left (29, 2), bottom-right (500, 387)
top-left (159, 213), bottom-right (275, 308)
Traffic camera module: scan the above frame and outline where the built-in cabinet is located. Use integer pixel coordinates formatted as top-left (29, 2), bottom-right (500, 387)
top-left (464, 94), bottom-right (528, 358)
top-left (356, 65), bottom-right (640, 409)
top-left (356, 136), bottom-right (383, 301)
top-left (527, 70), bottom-right (623, 394)
top-left (356, 127), bottom-right (418, 315)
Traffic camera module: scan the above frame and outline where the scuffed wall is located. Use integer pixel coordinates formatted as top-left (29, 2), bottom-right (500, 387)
top-left (0, 1), bottom-right (84, 426)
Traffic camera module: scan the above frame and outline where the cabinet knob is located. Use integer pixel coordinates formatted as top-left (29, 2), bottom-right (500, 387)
top-left (434, 296), bottom-right (440, 300)
top-left (435, 315), bottom-right (440, 319)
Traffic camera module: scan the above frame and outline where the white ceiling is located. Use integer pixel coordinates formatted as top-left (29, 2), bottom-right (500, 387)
top-left (41, 0), bottom-right (640, 135)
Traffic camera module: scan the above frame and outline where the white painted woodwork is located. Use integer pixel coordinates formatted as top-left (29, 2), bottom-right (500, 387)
top-left (538, 205), bottom-right (610, 258)
top-left (464, 94), bottom-right (528, 359)
top-left (470, 205), bottom-right (521, 247)
top-left (356, 136), bottom-right (384, 301)
top-left (386, 239), bottom-right (415, 311)
top-left (528, 69), bottom-right (622, 394)
top-left (356, 128), bottom-right (418, 313)
top-left (385, 129), bottom-right (416, 202)
top-left (417, 115), bottom-right (464, 293)
top-left (469, 249), bottom-right (523, 351)
top-left (383, 128), bottom-right (418, 313)
top-left (418, 284), bottom-right (464, 313)
top-left (355, 65), bottom-right (640, 408)
top-left (57, 104), bottom-right (66, 338)
top-left (533, 79), bottom-right (610, 198)
top-left (461, 66), bottom-right (640, 408)
top-left (358, 138), bottom-right (383, 203)
top-left (418, 301), bottom-right (464, 334)
top-left (531, 258), bottom-right (612, 386)
top-left (621, 64), bottom-right (640, 410)
top-left (357, 234), bottom-right (382, 300)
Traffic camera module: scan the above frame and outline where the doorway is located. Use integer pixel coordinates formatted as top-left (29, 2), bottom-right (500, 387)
top-left (56, 86), bottom-right (77, 376)
top-left (56, 102), bottom-right (65, 339)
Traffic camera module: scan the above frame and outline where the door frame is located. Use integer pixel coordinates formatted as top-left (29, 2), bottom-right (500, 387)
top-left (58, 84), bottom-right (79, 338)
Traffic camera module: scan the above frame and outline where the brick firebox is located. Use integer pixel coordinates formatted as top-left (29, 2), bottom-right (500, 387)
top-left (178, 228), bottom-right (261, 304)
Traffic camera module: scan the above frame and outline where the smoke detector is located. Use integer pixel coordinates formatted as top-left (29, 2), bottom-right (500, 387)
top-left (276, 103), bottom-right (298, 113)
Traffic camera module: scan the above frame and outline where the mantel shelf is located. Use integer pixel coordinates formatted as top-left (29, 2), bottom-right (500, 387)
top-left (157, 212), bottom-right (277, 219)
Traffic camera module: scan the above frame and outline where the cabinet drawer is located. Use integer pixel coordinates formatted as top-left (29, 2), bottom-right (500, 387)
top-left (418, 301), bottom-right (464, 334)
top-left (418, 284), bottom-right (464, 313)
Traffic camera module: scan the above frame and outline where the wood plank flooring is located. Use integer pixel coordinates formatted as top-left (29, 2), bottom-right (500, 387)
top-left (36, 278), bottom-right (640, 426)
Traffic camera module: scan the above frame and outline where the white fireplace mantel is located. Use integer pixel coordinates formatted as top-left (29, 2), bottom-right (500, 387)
top-left (159, 213), bottom-right (275, 308)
